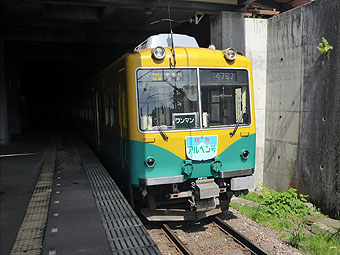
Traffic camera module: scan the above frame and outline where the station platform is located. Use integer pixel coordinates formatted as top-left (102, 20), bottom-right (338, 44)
top-left (0, 129), bottom-right (160, 255)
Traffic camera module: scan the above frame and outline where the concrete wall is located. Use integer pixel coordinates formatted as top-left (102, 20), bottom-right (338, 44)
top-left (264, 8), bottom-right (303, 191)
top-left (245, 18), bottom-right (268, 188)
top-left (265, 0), bottom-right (340, 216)
top-left (210, 12), bottom-right (245, 53)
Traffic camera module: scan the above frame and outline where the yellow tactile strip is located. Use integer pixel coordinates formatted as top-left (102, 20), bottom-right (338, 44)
top-left (10, 142), bottom-right (56, 255)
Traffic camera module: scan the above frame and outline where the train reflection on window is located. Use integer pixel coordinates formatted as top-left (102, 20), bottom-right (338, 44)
top-left (105, 93), bottom-right (115, 128)
top-left (136, 68), bottom-right (250, 131)
top-left (200, 69), bottom-right (250, 128)
top-left (137, 69), bottom-right (199, 131)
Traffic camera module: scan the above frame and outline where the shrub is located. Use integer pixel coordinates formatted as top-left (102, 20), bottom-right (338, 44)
top-left (259, 186), bottom-right (311, 219)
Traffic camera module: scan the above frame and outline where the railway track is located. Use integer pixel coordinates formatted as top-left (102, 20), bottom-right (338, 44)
top-left (213, 216), bottom-right (268, 255)
top-left (162, 224), bottom-right (193, 255)
top-left (157, 216), bottom-right (268, 255)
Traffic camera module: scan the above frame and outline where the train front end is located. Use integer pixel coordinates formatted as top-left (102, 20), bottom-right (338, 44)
top-left (126, 34), bottom-right (256, 221)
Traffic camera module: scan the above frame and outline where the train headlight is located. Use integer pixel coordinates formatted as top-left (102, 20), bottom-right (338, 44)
top-left (145, 157), bottom-right (156, 167)
top-left (152, 46), bottom-right (166, 60)
top-left (240, 150), bottom-right (249, 159)
top-left (224, 48), bottom-right (237, 61)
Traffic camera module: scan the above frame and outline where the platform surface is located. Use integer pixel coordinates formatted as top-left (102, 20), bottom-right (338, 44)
top-left (0, 131), bottom-right (49, 255)
top-left (0, 129), bottom-right (160, 255)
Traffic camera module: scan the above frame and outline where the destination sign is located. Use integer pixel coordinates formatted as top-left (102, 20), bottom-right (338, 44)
top-left (186, 135), bottom-right (218, 161)
top-left (151, 70), bottom-right (183, 81)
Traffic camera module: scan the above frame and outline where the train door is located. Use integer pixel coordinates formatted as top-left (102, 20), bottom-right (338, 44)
top-left (94, 91), bottom-right (101, 149)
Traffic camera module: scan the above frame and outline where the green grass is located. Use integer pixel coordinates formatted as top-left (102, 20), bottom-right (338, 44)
top-left (230, 202), bottom-right (293, 232)
top-left (230, 188), bottom-right (340, 255)
top-left (301, 230), bottom-right (340, 255)
top-left (239, 192), bottom-right (263, 203)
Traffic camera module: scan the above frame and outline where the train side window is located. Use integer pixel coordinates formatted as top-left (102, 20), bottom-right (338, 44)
top-left (98, 95), bottom-right (105, 125)
top-left (104, 93), bottom-right (115, 128)
top-left (109, 93), bottom-right (115, 128)
top-left (88, 97), bottom-right (92, 121)
top-left (122, 90), bottom-right (127, 129)
top-left (114, 91), bottom-right (119, 128)
top-left (105, 95), bottom-right (110, 126)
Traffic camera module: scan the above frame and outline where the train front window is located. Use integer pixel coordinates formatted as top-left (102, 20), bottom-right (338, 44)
top-left (199, 69), bottom-right (250, 128)
top-left (137, 69), bottom-right (199, 131)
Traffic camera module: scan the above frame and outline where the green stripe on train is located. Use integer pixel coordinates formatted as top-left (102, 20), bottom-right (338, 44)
top-left (128, 133), bottom-right (256, 185)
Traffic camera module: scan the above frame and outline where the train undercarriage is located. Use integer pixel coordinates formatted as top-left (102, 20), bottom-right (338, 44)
top-left (137, 175), bottom-right (253, 221)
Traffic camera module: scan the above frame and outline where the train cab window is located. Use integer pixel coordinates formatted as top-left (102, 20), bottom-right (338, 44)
top-left (137, 69), bottom-right (199, 131)
top-left (199, 69), bottom-right (250, 128)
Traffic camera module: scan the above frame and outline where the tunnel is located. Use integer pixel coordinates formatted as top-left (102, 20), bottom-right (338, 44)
top-left (1, 0), bottom-right (296, 140)
top-left (0, 1), bottom-right (223, 139)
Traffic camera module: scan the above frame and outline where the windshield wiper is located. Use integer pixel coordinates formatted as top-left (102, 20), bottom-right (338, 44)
top-left (152, 118), bottom-right (168, 141)
top-left (230, 108), bottom-right (246, 137)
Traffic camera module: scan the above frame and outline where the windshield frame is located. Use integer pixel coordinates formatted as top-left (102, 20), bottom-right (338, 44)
top-left (135, 66), bottom-right (253, 133)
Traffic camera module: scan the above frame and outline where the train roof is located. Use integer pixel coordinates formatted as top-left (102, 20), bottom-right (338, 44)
top-left (134, 34), bottom-right (199, 50)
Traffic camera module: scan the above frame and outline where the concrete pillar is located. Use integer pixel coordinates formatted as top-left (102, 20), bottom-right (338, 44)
top-left (245, 18), bottom-right (267, 189)
top-left (0, 37), bottom-right (10, 145)
top-left (210, 11), bottom-right (245, 53)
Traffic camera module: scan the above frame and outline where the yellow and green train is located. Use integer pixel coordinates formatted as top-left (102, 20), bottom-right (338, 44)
top-left (73, 34), bottom-right (256, 221)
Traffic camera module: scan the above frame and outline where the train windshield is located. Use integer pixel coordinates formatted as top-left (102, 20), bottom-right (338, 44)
top-left (200, 69), bottom-right (250, 128)
top-left (136, 68), bottom-right (250, 131)
top-left (137, 69), bottom-right (199, 131)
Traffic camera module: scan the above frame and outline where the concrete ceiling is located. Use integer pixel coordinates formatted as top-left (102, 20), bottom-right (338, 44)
top-left (1, 0), bottom-right (305, 45)
top-left (1, 0), bottom-right (247, 44)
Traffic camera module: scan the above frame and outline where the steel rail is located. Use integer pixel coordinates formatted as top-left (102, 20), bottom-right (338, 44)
top-left (214, 216), bottom-right (268, 255)
top-left (161, 224), bottom-right (193, 255)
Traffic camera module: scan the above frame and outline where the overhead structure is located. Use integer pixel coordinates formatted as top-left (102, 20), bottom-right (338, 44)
top-left (0, 0), bottom-right (310, 44)
top-left (0, 0), bottom-right (311, 145)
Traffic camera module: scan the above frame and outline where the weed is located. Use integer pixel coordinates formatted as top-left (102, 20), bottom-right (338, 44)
top-left (239, 192), bottom-right (262, 203)
top-left (317, 37), bottom-right (333, 55)
top-left (302, 230), bottom-right (340, 255)
top-left (259, 186), bottom-right (312, 219)
top-left (288, 220), bottom-right (305, 248)
top-left (231, 186), bottom-right (340, 255)
top-left (335, 211), bottom-right (340, 220)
